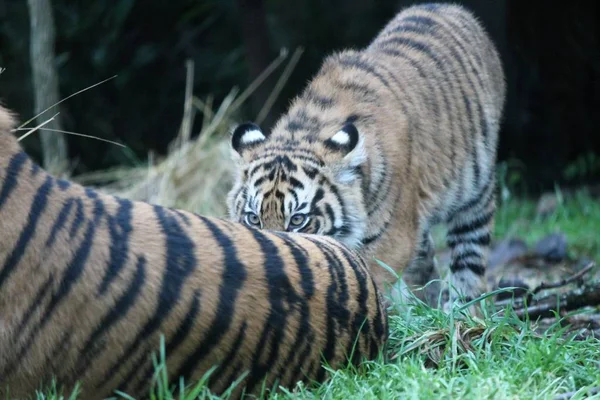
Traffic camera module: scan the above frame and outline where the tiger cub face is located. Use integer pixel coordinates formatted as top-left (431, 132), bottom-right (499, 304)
top-left (227, 118), bottom-right (368, 249)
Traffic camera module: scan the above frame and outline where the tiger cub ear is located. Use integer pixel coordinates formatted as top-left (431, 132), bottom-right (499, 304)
top-left (325, 122), bottom-right (367, 184)
top-left (231, 122), bottom-right (268, 159)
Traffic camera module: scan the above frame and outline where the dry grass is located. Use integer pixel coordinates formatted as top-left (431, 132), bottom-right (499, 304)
top-left (73, 49), bottom-right (302, 218)
top-left (74, 88), bottom-right (238, 217)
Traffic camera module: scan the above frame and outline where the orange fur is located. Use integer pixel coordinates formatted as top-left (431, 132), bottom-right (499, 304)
top-left (0, 104), bottom-right (387, 399)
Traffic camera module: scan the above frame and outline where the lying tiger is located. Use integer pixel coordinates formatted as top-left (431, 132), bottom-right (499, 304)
top-left (0, 104), bottom-right (387, 399)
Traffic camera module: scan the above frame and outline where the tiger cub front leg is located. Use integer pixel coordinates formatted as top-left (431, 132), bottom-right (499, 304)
top-left (444, 187), bottom-right (496, 314)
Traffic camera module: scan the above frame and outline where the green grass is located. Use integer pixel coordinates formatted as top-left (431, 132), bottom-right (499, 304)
top-left (33, 301), bottom-right (600, 400)
top-left (494, 189), bottom-right (600, 262)
top-left (27, 189), bottom-right (600, 400)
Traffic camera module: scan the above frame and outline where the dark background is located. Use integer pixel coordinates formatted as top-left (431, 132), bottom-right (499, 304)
top-left (1, 0), bottom-right (599, 193)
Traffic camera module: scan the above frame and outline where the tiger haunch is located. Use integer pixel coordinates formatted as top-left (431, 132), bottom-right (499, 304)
top-left (0, 105), bottom-right (387, 399)
top-left (227, 3), bottom-right (506, 310)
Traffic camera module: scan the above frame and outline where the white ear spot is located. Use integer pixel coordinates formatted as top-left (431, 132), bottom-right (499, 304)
top-left (241, 129), bottom-right (266, 144)
top-left (330, 130), bottom-right (350, 145)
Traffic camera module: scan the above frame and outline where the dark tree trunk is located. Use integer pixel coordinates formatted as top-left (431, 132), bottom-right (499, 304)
top-left (28, 0), bottom-right (68, 175)
top-left (237, 0), bottom-right (280, 129)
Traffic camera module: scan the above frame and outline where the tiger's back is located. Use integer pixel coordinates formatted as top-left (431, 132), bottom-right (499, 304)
top-left (227, 3), bottom-right (506, 309)
top-left (0, 107), bottom-right (387, 399)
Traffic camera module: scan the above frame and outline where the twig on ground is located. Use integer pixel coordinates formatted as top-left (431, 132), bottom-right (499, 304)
top-left (531, 262), bottom-right (595, 295)
top-left (514, 281), bottom-right (600, 320)
top-left (494, 262), bottom-right (596, 309)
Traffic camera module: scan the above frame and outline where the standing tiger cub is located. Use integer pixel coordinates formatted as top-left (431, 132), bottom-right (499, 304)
top-left (227, 3), bottom-right (506, 310)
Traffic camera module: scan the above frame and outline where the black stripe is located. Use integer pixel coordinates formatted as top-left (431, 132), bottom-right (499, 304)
top-left (14, 273), bottom-right (54, 338)
top-left (208, 321), bottom-right (248, 392)
top-left (339, 54), bottom-right (410, 214)
top-left (400, 15), bottom-right (486, 88)
top-left (305, 237), bottom-right (350, 383)
top-left (172, 209), bottom-right (191, 226)
top-left (274, 232), bottom-right (314, 298)
top-left (2, 194), bottom-right (104, 377)
top-left (253, 176), bottom-right (266, 187)
top-left (113, 347), bottom-right (151, 395)
top-left (287, 330), bottom-right (315, 387)
top-left (371, 290), bottom-right (386, 359)
top-left (323, 203), bottom-right (336, 229)
top-left (448, 209), bottom-right (494, 237)
top-left (289, 189), bottom-right (299, 209)
top-left (449, 260), bottom-right (485, 276)
top-left (378, 35), bottom-right (474, 178)
top-left (30, 162), bottom-right (41, 176)
top-left (420, 3), bottom-right (441, 11)
top-left (56, 178), bottom-right (71, 190)
top-left (0, 176), bottom-right (54, 291)
top-left (85, 187), bottom-right (98, 199)
top-left (172, 217), bottom-right (246, 384)
top-left (361, 218), bottom-right (391, 246)
top-left (36, 197), bottom-right (104, 327)
top-left (243, 228), bottom-right (300, 394)
top-left (70, 198), bottom-right (85, 237)
top-left (74, 256), bottom-right (147, 381)
top-left (302, 166), bottom-right (318, 179)
top-left (131, 289), bottom-right (203, 395)
top-left (452, 174), bottom-right (494, 215)
top-left (337, 80), bottom-right (381, 105)
top-left (338, 246), bottom-right (372, 365)
top-left (373, 35), bottom-right (451, 180)
top-left (447, 232), bottom-right (491, 248)
top-left (320, 179), bottom-right (352, 239)
top-left (289, 177), bottom-right (304, 190)
top-left (45, 198), bottom-right (75, 247)
top-left (276, 190), bottom-right (286, 217)
top-left (450, 249), bottom-right (483, 263)
top-left (99, 197), bottom-right (134, 294)
top-left (377, 37), bottom-right (457, 177)
top-left (40, 330), bottom-right (73, 388)
top-left (337, 54), bottom-right (395, 94)
top-left (0, 152), bottom-right (27, 209)
top-left (220, 361), bottom-right (246, 395)
top-left (269, 233), bottom-right (315, 384)
top-left (304, 87), bottom-right (334, 108)
top-left (98, 205), bottom-right (198, 388)
top-left (166, 290), bottom-right (202, 355)
top-left (394, 18), bottom-right (488, 179)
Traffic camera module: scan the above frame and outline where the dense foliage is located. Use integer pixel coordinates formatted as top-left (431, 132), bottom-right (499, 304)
top-left (1, 0), bottom-right (599, 190)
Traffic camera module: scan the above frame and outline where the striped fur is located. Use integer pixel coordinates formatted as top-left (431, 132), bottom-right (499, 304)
top-left (0, 106), bottom-right (387, 399)
top-left (227, 3), bottom-right (506, 310)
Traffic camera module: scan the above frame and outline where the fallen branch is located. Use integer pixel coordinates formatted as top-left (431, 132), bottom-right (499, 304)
top-left (531, 262), bottom-right (595, 295)
top-left (495, 261), bottom-right (596, 309)
top-left (514, 281), bottom-right (600, 320)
